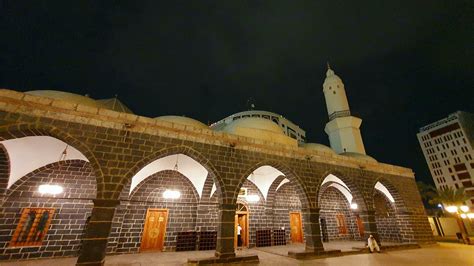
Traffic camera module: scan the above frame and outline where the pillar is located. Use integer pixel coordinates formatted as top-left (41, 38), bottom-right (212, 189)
top-left (359, 210), bottom-right (380, 244)
top-left (76, 199), bottom-right (120, 266)
top-left (215, 203), bottom-right (236, 258)
top-left (301, 207), bottom-right (324, 253)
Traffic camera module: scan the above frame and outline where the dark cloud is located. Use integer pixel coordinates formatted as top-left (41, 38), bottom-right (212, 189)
top-left (1, 0), bottom-right (473, 184)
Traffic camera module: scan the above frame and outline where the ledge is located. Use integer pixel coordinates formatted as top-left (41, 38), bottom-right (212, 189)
top-left (187, 254), bottom-right (259, 265)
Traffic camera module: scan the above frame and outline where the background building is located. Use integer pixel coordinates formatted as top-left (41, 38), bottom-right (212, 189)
top-left (211, 110), bottom-right (307, 143)
top-left (417, 111), bottom-right (474, 207)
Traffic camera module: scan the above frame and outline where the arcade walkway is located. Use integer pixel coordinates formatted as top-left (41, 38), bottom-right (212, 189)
top-left (1, 243), bottom-right (472, 266)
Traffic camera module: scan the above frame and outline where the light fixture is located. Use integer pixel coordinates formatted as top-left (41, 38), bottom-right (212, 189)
top-left (445, 206), bottom-right (458, 213)
top-left (460, 206), bottom-right (469, 212)
top-left (350, 203), bottom-right (358, 210)
top-left (38, 184), bottom-right (63, 195)
top-left (246, 194), bottom-right (260, 202)
top-left (467, 213), bottom-right (474, 219)
top-left (437, 204), bottom-right (442, 208)
top-left (460, 213), bottom-right (467, 219)
top-left (163, 190), bottom-right (181, 199)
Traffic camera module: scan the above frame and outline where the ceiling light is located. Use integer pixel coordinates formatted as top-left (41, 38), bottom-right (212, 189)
top-left (163, 190), bottom-right (181, 199)
top-left (246, 194), bottom-right (260, 202)
top-left (350, 203), bottom-right (358, 209)
top-left (38, 184), bottom-right (63, 195)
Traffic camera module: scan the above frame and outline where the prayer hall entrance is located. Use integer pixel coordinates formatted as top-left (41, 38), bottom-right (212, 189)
top-left (289, 212), bottom-right (303, 243)
top-left (140, 209), bottom-right (169, 252)
top-left (234, 203), bottom-right (249, 249)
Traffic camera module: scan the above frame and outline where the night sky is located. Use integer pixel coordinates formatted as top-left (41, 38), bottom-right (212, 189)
top-left (1, 1), bottom-right (473, 185)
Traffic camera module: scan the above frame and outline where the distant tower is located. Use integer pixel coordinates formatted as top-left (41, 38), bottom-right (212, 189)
top-left (323, 64), bottom-right (366, 154)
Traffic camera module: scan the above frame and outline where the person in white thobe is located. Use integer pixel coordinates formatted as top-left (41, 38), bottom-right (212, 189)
top-left (367, 235), bottom-right (380, 253)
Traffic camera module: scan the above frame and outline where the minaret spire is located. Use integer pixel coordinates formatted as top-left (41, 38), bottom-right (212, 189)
top-left (322, 64), bottom-right (366, 155)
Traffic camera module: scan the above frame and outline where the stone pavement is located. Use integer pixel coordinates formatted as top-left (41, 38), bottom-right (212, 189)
top-left (1, 243), bottom-right (473, 266)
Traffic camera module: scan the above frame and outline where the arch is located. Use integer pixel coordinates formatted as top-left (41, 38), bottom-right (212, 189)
top-left (316, 170), bottom-right (368, 211)
top-left (0, 123), bottom-right (103, 196)
top-left (6, 159), bottom-right (96, 199)
top-left (130, 170), bottom-right (199, 203)
top-left (129, 153), bottom-right (208, 198)
top-left (237, 161), bottom-right (310, 209)
top-left (1, 136), bottom-right (89, 188)
top-left (123, 145), bottom-right (224, 203)
top-left (370, 177), bottom-right (408, 212)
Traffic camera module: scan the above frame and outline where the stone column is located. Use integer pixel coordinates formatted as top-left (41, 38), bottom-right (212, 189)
top-left (76, 199), bottom-right (120, 266)
top-left (301, 207), bottom-right (324, 253)
top-left (359, 210), bottom-right (380, 244)
top-left (215, 203), bottom-right (236, 258)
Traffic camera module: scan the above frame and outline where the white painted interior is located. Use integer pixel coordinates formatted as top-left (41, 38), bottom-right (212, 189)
top-left (130, 154), bottom-right (208, 198)
top-left (1, 136), bottom-right (89, 188)
top-left (375, 182), bottom-right (395, 203)
top-left (321, 174), bottom-right (350, 191)
top-left (246, 166), bottom-right (285, 200)
top-left (328, 183), bottom-right (353, 204)
top-left (275, 178), bottom-right (290, 192)
top-left (210, 183), bottom-right (216, 198)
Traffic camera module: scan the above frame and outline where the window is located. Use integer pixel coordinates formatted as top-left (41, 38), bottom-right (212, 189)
top-left (9, 208), bottom-right (55, 247)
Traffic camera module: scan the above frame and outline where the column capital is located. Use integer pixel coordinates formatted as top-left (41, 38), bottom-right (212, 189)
top-left (301, 207), bottom-right (320, 214)
top-left (219, 203), bottom-right (237, 211)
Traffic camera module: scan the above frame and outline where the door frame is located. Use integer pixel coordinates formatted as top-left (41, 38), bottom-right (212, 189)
top-left (140, 208), bottom-right (169, 252)
top-left (234, 203), bottom-right (249, 248)
top-left (289, 211), bottom-right (303, 243)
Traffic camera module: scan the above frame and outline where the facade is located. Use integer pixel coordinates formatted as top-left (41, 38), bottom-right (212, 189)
top-left (211, 110), bottom-right (307, 143)
top-left (417, 111), bottom-right (474, 207)
top-left (0, 67), bottom-right (433, 266)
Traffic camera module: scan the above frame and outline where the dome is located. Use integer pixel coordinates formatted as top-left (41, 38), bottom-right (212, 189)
top-left (300, 143), bottom-right (335, 154)
top-left (26, 90), bottom-right (99, 108)
top-left (154, 116), bottom-right (208, 130)
top-left (217, 117), bottom-right (296, 146)
top-left (222, 117), bottom-right (284, 135)
top-left (340, 152), bottom-right (377, 162)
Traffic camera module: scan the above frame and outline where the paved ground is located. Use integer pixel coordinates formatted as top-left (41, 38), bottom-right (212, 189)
top-left (1, 242), bottom-right (473, 266)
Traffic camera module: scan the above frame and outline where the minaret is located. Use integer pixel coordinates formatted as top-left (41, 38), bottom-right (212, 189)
top-left (323, 64), bottom-right (366, 154)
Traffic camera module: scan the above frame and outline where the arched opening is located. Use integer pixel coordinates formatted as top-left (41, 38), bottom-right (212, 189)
top-left (373, 181), bottom-right (404, 243)
top-left (235, 163), bottom-right (310, 251)
top-left (0, 160), bottom-right (96, 259)
top-left (317, 174), bottom-right (366, 250)
top-left (108, 150), bottom-right (223, 254)
top-left (0, 134), bottom-right (98, 260)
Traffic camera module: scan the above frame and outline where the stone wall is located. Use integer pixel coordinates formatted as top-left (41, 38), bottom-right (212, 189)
top-left (273, 182), bottom-right (303, 243)
top-left (374, 191), bottom-right (402, 242)
top-left (110, 170), bottom-right (199, 253)
top-left (0, 160), bottom-right (95, 260)
top-left (319, 186), bottom-right (359, 241)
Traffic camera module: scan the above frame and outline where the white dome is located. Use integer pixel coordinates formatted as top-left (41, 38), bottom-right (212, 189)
top-left (26, 90), bottom-right (99, 108)
top-left (222, 117), bottom-right (284, 135)
top-left (217, 117), bottom-right (296, 146)
top-left (300, 143), bottom-right (335, 154)
top-left (341, 152), bottom-right (377, 162)
top-left (154, 116), bottom-right (208, 130)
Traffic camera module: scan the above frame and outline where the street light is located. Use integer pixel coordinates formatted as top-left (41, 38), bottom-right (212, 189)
top-left (444, 204), bottom-right (471, 244)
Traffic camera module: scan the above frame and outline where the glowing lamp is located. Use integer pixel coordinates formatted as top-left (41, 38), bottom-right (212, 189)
top-left (460, 206), bottom-right (469, 212)
top-left (467, 213), bottom-right (474, 219)
top-left (246, 194), bottom-right (260, 202)
top-left (163, 190), bottom-right (181, 199)
top-left (38, 184), bottom-right (63, 195)
top-left (445, 206), bottom-right (458, 213)
top-left (460, 213), bottom-right (467, 219)
top-left (350, 203), bottom-right (358, 210)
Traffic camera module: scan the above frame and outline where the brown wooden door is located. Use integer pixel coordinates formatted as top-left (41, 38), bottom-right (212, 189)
top-left (140, 209), bottom-right (168, 251)
top-left (290, 212), bottom-right (303, 243)
top-left (336, 214), bottom-right (347, 235)
top-left (355, 214), bottom-right (365, 237)
top-left (235, 213), bottom-right (248, 248)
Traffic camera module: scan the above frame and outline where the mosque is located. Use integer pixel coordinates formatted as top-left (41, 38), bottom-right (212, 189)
top-left (0, 66), bottom-right (432, 265)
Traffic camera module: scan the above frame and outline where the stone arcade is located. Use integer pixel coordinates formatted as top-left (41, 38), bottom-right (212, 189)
top-left (0, 67), bottom-right (433, 265)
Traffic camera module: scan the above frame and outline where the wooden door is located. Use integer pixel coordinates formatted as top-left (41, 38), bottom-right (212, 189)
top-left (234, 213), bottom-right (248, 248)
top-left (289, 212), bottom-right (303, 243)
top-left (140, 209), bottom-right (168, 251)
top-left (355, 214), bottom-right (365, 237)
top-left (336, 214), bottom-right (347, 235)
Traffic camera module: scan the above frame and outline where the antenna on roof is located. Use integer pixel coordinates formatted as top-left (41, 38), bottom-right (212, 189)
top-left (246, 97), bottom-right (256, 110)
